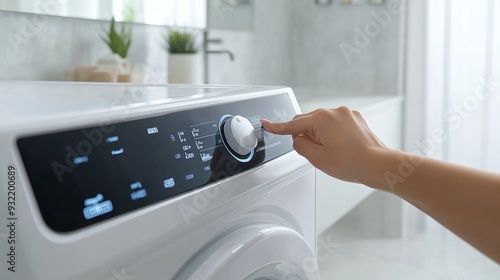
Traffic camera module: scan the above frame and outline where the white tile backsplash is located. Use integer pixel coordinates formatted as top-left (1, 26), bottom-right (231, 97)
top-left (0, 11), bottom-right (167, 82)
top-left (288, 0), bottom-right (401, 95)
top-left (208, 0), bottom-right (401, 95)
top-left (0, 0), bottom-right (401, 96)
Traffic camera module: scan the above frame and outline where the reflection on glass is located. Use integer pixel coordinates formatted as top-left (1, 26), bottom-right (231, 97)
top-left (0, 0), bottom-right (207, 28)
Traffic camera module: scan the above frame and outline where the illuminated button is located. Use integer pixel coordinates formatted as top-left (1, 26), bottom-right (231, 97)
top-left (178, 131), bottom-right (186, 142)
top-left (111, 148), bottom-right (124, 155)
top-left (164, 178), bottom-right (175, 188)
top-left (182, 145), bottom-right (192, 151)
top-left (174, 153), bottom-right (181, 159)
top-left (185, 152), bottom-right (195, 159)
top-left (83, 200), bottom-right (113, 220)
top-left (192, 128), bottom-right (200, 137)
top-left (147, 127), bottom-right (159, 134)
top-left (185, 174), bottom-right (194, 180)
top-left (84, 193), bottom-right (103, 207)
top-left (72, 156), bottom-right (89, 165)
top-left (106, 136), bottom-right (119, 143)
top-left (195, 140), bottom-right (203, 150)
top-left (131, 189), bottom-right (147, 200)
top-left (130, 182), bottom-right (142, 190)
top-left (200, 153), bottom-right (212, 162)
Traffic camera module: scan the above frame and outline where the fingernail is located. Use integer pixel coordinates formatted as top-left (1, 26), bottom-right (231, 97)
top-left (260, 119), bottom-right (271, 124)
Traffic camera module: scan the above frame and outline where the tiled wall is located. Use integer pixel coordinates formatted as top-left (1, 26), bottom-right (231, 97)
top-left (207, 0), bottom-right (292, 87)
top-left (0, 11), bottom-right (168, 82)
top-left (210, 0), bottom-right (402, 96)
top-left (0, 0), bottom-right (402, 95)
top-left (288, 0), bottom-right (402, 96)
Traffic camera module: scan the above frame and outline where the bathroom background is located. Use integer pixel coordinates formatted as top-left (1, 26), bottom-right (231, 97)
top-left (0, 0), bottom-right (400, 96)
top-left (1, 0), bottom-right (500, 279)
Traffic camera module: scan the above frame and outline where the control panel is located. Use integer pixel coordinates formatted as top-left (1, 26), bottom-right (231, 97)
top-left (17, 93), bottom-right (297, 232)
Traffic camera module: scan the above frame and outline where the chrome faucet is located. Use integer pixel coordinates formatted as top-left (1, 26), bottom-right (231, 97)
top-left (206, 50), bottom-right (234, 61)
top-left (203, 31), bottom-right (235, 83)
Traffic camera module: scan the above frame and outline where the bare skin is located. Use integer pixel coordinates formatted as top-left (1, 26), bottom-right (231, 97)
top-left (261, 106), bottom-right (500, 264)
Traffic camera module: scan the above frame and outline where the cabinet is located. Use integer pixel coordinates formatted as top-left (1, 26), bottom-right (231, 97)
top-left (297, 95), bottom-right (404, 234)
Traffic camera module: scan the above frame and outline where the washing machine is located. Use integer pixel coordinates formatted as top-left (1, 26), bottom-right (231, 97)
top-left (0, 82), bottom-right (319, 280)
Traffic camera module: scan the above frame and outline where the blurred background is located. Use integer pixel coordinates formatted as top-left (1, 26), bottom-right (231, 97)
top-left (1, 0), bottom-right (499, 279)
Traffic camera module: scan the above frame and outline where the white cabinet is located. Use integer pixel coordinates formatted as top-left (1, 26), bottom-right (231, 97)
top-left (298, 95), bottom-right (404, 234)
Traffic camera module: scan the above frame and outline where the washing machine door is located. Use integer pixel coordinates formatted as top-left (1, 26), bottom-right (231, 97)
top-left (174, 223), bottom-right (320, 280)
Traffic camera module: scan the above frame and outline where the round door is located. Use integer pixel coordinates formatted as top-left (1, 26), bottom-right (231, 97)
top-left (174, 223), bottom-right (320, 280)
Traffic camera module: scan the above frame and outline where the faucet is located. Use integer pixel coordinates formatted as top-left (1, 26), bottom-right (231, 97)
top-left (203, 31), bottom-right (235, 83)
top-left (206, 50), bottom-right (234, 61)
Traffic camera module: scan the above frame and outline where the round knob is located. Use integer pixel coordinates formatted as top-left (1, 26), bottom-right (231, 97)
top-left (223, 115), bottom-right (258, 156)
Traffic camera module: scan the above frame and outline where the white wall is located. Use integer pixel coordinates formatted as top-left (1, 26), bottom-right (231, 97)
top-left (0, 0), bottom-right (403, 98)
top-left (208, 0), bottom-right (403, 96)
top-left (288, 0), bottom-right (402, 95)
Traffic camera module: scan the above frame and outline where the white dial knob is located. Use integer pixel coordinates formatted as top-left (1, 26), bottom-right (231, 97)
top-left (223, 115), bottom-right (258, 156)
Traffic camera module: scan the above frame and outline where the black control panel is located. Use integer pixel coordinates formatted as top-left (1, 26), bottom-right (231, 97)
top-left (17, 93), bottom-right (297, 232)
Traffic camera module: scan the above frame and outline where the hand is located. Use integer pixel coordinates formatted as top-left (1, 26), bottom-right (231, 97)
top-left (261, 107), bottom-right (388, 185)
top-left (263, 107), bottom-right (500, 264)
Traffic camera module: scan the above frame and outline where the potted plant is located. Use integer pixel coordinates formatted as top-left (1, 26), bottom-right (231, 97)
top-left (164, 30), bottom-right (203, 84)
top-left (102, 16), bottom-right (132, 59)
top-left (96, 17), bottom-right (132, 82)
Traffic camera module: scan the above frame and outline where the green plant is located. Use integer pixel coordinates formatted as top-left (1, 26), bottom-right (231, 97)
top-left (102, 17), bottom-right (132, 59)
top-left (164, 30), bottom-right (198, 54)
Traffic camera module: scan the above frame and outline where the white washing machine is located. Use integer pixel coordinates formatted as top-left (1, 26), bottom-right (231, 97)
top-left (0, 82), bottom-right (319, 280)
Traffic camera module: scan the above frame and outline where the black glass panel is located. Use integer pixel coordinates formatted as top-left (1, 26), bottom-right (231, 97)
top-left (17, 93), bottom-right (297, 232)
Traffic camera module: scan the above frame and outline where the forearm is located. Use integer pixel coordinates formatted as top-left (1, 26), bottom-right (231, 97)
top-left (364, 148), bottom-right (500, 263)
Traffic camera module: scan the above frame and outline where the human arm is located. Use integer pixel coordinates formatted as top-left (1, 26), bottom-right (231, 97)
top-left (261, 107), bottom-right (500, 263)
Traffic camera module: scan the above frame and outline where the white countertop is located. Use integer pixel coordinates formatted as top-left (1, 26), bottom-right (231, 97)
top-left (297, 95), bottom-right (403, 114)
top-left (292, 87), bottom-right (403, 114)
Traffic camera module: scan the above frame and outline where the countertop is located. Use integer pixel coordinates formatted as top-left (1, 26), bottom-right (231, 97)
top-left (292, 88), bottom-right (403, 113)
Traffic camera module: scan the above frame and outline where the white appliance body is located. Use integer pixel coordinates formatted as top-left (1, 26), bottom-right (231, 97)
top-left (0, 83), bottom-right (318, 280)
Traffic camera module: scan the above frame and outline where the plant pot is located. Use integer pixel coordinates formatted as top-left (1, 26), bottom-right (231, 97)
top-left (168, 53), bottom-right (204, 84)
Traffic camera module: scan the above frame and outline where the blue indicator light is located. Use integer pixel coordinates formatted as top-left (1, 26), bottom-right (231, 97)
top-left (106, 136), bottom-right (119, 143)
top-left (111, 148), bottom-right (124, 155)
top-left (83, 200), bottom-right (113, 220)
top-left (131, 189), bottom-right (147, 200)
top-left (164, 178), bottom-right (175, 188)
top-left (72, 156), bottom-right (89, 165)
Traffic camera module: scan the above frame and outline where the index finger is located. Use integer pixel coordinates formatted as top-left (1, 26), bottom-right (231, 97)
top-left (260, 116), bottom-right (313, 136)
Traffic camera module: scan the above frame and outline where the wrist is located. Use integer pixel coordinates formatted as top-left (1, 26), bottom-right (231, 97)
top-left (360, 148), bottom-right (415, 193)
